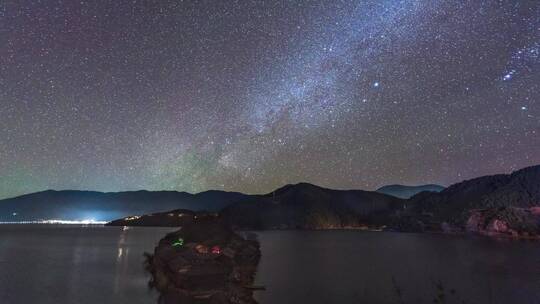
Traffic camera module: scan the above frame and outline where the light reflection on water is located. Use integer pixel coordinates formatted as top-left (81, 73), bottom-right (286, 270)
top-left (0, 225), bottom-right (175, 304)
top-left (1, 227), bottom-right (540, 304)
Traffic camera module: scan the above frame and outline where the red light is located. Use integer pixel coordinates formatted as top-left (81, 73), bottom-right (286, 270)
top-left (211, 246), bottom-right (221, 254)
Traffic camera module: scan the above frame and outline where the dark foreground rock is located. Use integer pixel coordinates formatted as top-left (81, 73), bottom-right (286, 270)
top-left (145, 218), bottom-right (261, 304)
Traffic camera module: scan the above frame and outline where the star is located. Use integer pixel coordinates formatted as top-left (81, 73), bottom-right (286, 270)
top-left (502, 70), bottom-right (515, 81)
top-left (0, 0), bottom-right (538, 199)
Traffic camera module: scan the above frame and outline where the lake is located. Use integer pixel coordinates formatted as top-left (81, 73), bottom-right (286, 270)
top-left (254, 231), bottom-right (540, 304)
top-left (1, 226), bottom-right (539, 304)
top-left (0, 225), bottom-right (174, 304)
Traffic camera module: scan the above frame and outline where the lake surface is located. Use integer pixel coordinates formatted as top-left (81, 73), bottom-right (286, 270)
top-left (0, 226), bottom-right (539, 304)
top-left (0, 225), bottom-right (175, 304)
top-left (254, 231), bottom-right (540, 304)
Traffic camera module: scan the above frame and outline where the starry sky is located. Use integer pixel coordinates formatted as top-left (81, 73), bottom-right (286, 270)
top-left (1, 0), bottom-right (539, 199)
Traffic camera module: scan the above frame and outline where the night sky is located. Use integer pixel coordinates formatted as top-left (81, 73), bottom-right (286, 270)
top-left (1, 0), bottom-right (539, 199)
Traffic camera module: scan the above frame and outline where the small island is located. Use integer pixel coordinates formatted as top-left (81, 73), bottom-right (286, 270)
top-left (144, 217), bottom-right (261, 304)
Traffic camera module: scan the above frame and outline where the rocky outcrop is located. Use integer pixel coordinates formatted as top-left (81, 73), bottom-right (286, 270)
top-left (145, 218), bottom-right (261, 304)
top-left (466, 207), bottom-right (540, 238)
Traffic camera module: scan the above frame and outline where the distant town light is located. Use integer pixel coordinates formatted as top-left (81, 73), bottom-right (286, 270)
top-left (0, 219), bottom-right (106, 225)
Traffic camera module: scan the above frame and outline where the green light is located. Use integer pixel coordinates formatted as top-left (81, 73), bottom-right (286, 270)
top-left (172, 238), bottom-right (184, 247)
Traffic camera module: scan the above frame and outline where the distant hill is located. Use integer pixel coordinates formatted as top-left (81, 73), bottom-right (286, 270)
top-left (386, 165), bottom-right (540, 237)
top-left (220, 183), bottom-right (404, 230)
top-left (105, 183), bottom-right (405, 229)
top-left (105, 165), bottom-right (540, 237)
top-left (406, 165), bottom-right (540, 224)
top-left (0, 190), bottom-right (248, 222)
top-left (5, 164), bottom-right (540, 237)
top-left (376, 184), bottom-right (445, 199)
top-left (0, 183), bottom-right (404, 225)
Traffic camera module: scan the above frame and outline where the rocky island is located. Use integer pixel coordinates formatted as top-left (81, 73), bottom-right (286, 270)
top-left (144, 218), bottom-right (261, 304)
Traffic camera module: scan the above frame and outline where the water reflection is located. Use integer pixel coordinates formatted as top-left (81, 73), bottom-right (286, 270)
top-left (1, 227), bottom-right (539, 304)
top-left (254, 231), bottom-right (540, 304)
top-left (114, 229), bottom-right (129, 294)
top-left (0, 225), bottom-right (174, 304)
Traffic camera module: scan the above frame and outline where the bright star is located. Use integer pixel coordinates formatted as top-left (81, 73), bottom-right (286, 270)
top-left (502, 70), bottom-right (516, 81)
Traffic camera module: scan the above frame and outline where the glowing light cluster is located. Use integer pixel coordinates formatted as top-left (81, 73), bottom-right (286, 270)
top-left (124, 216), bottom-right (141, 221)
top-left (0, 219), bottom-right (106, 225)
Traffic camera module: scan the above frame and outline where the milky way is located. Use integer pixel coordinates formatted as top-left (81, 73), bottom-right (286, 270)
top-left (1, 0), bottom-right (539, 199)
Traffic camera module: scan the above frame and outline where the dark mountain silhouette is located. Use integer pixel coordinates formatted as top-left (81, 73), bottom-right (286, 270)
top-left (0, 189), bottom-right (248, 222)
top-left (105, 183), bottom-right (405, 228)
top-left (220, 183), bottom-right (404, 229)
top-left (376, 184), bottom-right (444, 199)
top-left (406, 165), bottom-right (540, 223)
top-left (388, 165), bottom-right (540, 237)
top-left (3, 164), bottom-right (539, 235)
top-left (109, 165), bottom-right (540, 235)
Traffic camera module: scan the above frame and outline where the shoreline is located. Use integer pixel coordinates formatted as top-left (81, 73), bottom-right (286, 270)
top-left (2, 222), bottom-right (539, 241)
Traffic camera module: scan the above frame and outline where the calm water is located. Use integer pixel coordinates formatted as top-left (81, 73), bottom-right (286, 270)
top-left (254, 231), bottom-right (540, 304)
top-left (0, 225), bottom-right (175, 304)
top-left (1, 227), bottom-right (539, 304)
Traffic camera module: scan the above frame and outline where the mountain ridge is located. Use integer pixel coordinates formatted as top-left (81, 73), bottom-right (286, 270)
top-left (390, 165), bottom-right (540, 237)
top-left (0, 189), bottom-right (249, 222)
top-left (376, 184), bottom-right (445, 199)
top-left (2, 164), bottom-right (540, 234)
